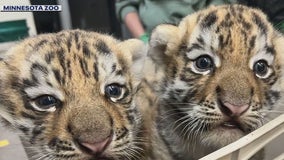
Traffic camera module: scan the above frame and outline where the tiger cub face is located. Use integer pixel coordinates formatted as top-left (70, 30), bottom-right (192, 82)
top-left (0, 30), bottom-right (147, 160)
top-left (148, 5), bottom-right (284, 159)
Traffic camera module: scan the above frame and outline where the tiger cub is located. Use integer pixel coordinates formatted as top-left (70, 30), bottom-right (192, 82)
top-left (142, 4), bottom-right (284, 160)
top-left (0, 30), bottom-right (149, 160)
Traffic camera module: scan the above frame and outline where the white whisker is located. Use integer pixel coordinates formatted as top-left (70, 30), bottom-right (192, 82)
top-left (260, 110), bottom-right (284, 114)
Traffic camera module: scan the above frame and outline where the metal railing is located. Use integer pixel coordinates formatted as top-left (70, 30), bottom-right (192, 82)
top-left (200, 114), bottom-right (284, 160)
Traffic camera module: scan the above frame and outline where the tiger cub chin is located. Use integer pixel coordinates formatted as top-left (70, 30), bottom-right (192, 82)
top-left (0, 29), bottom-right (150, 160)
top-left (142, 4), bottom-right (284, 160)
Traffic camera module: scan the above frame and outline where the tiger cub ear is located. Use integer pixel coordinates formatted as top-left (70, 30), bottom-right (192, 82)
top-left (119, 39), bottom-right (147, 87)
top-left (0, 59), bottom-right (9, 79)
top-left (149, 24), bottom-right (181, 65)
top-left (274, 34), bottom-right (284, 90)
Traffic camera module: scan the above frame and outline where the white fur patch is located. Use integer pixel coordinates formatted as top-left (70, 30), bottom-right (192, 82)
top-left (25, 86), bottom-right (64, 100)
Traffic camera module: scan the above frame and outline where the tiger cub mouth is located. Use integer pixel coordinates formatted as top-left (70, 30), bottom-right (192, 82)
top-left (221, 120), bottom-right (244, 131)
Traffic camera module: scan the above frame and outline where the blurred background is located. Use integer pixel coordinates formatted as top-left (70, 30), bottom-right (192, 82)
top-left (0, 0), bottom-right (122, 44)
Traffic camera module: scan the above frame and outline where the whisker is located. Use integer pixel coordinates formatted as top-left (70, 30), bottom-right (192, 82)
top-left (168, 102), bottom-right (195, 105)
top-left (260, 110), bottom-right (284, 113)
top-left (31, 152), bottom-right (53, 160)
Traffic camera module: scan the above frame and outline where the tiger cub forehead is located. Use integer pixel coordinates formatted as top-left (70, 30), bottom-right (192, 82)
top-left (2, 30), bottom-right (135, 102)
top-left (6, 30), bottom-right (130, 74)
top-left (179, 5), bottom-right (277, 68)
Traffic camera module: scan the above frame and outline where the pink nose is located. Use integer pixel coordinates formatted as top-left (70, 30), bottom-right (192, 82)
top-left (80, 136), bottom-right (112, 154)
top-left (221, 102), bottom-right (249, 116)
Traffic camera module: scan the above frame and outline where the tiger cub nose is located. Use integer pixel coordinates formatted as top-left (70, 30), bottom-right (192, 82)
top-left (219, 101), bottom-right (249, 117)
top-left (79, 135), bottom-right (112, 154)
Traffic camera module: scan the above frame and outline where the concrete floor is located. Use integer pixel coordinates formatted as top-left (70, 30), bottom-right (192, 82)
top-left (0, 124), bottom-right (28, 160)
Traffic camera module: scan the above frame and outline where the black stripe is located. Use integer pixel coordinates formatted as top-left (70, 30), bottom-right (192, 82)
top-left (171, 65), bottom-right (178, 78)
top-left (19, 125), bottom-right (30, 134)
top-left (220, 15), bottom-right (233, 28)
top-left (216, 26), bottom-right (220, 33)
top-left (79, 58), bottom-right (91, 77)
top-left (264, 72), bottom-right (278, 86)
top-left (249, 36), bottom-right (256, 49)
top-left (224, 30), bottom-right (232, 47)
top-left (267, 76), bottom-right (278, 86)
top-left (74, 31), bottom-right (79, 44)
top-left (21, 91), bottom-right (37, 111)
top-left (252, 12), bottom-right (268, 33)
top-left (96, 40), bottom-right (111, 55)
top-left (117, 54), bottom-right (128, 71)
top-left (265, 46), bottom-right (275, 55)
top-left (67, 60), bottom-right (72, 79)
top-left (187, 43), bottom-right (203, 52)
top-left (82, 41), bottom-right (91, 58)
top-left (55, 50), bottom-right (66, 84)
top-left (67, 38), bottom-right (72, 53)
top-left (34, 39), bottom-right (48, 50)
top-left (74, 32), bottom-right (81, 50)
top-left (46, 81), bottom-right (53, 87)
top-left (93, 62), bottom-right (99, 81)
top-left (31, 73), bottom-right (39, 85)
top-left (225, 12), bottom-right (231, 20)
top-left (53, 69), bottom-right (63, 84)
top-left (31, 63), bottom-right (49, 75)
top-left (196, 36), bottom-right (205, 45)
top-left (240, 29), bottom-right (248, 45)
top-left (53, 38), bottom-right (62, 47)
top-left (45, 52), bottom-right (55, 64)
top-left (116, 70), bottom-right (123, 76)
top-left (57, 49), bottom-right (67, 76)
top-left (111, 64), bottom-right (117, 73)
top-left (21, 111), bottom-right (36, 120)
top-left (241, 20), bottom-right (251, 30)
top-left (200, 11), bottom-right (217, 28)
top-left (23, 78), bottom-right (37, 87)
top-left (219, 35), bottom-right (225, 49)
top-left (221, 19), bottom-right (233, 28)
